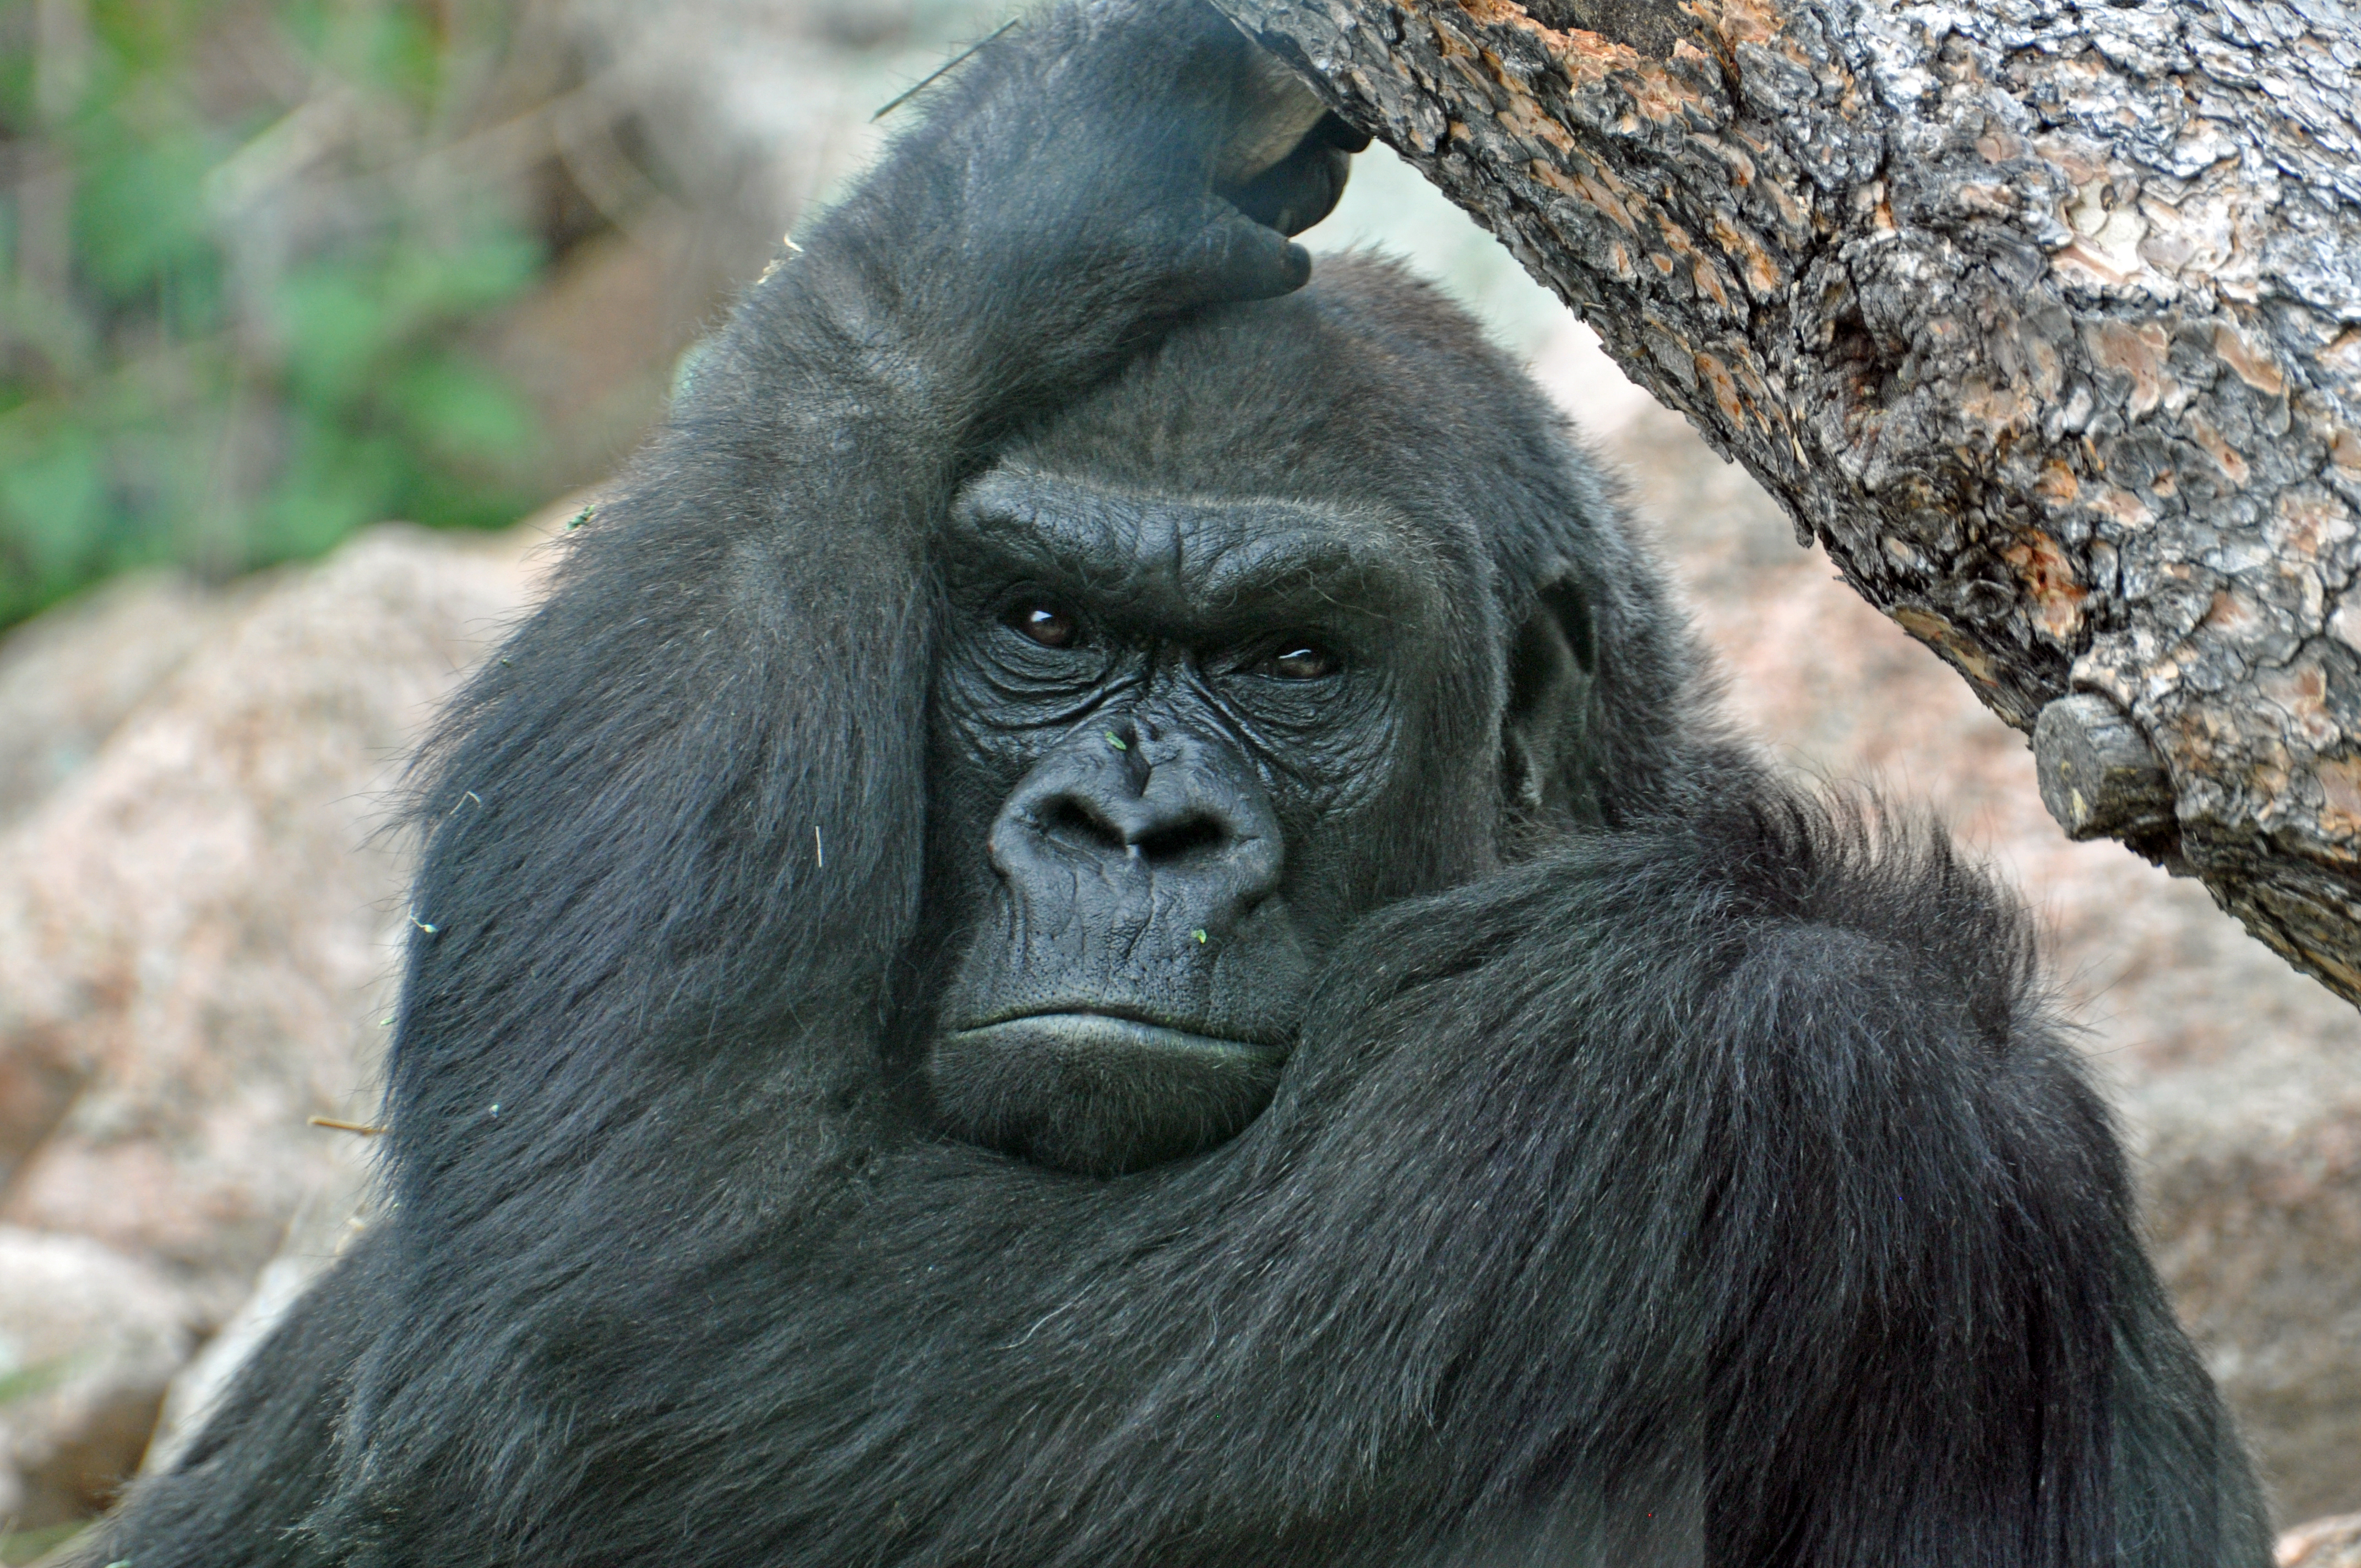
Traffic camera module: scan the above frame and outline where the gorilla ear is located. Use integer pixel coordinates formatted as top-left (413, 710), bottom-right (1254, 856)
top-left (1500, 575), bottom-right (1601, 830)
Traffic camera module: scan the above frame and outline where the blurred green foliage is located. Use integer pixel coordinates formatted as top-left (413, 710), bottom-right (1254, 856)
top-left (0, 0), bottom-right (553, 630)
top-left (0, 1520), bottom-right (85, 1567)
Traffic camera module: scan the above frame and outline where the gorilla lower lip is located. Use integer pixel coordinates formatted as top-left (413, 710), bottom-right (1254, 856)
top-left (956, 1011), bottom-right (1282, 1063)
top-left (928, 1012), bottom-right (1287, 1175)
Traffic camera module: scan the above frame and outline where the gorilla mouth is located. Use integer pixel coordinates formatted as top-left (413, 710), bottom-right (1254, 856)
top-left (928, 1010), bottom-right (1288, 1177)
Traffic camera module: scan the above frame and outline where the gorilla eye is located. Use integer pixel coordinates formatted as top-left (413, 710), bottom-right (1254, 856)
top-left (1008, 602), bottom-right (1078, 649)
top-left (1266, 641), bottom-right (1340, 680)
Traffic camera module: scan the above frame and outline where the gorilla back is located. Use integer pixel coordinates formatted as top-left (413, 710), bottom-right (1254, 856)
top-left (85, 4), bottom-right (2269, 1565)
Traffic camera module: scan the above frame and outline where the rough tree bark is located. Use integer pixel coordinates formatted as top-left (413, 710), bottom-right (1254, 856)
top-left (1210, 0), bottom-right (2361, 1005)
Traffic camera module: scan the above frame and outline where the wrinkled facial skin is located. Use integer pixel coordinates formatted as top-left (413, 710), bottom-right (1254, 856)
top-left (920, 464), bottom-right (1462, 1177)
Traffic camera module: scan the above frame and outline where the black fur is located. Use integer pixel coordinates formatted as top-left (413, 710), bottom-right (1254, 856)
top-left (85, 3), bottom-right (2269, 1563)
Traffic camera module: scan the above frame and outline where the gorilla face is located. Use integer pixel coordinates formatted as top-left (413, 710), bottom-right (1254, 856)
top-left (922, 461), bottom-right (1477, 1176)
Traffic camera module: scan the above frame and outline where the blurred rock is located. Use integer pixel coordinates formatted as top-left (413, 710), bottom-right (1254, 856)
top-left (489, 228), bottom-right (703, 491)
top-left (2139, 1044), bottom-right (2361, 1523)
top-left (0, 524), bottom-right (545, 1280)
top-left (0, 1227), bottom-right (199, 1529)
top-left (562, 0), bottom-right (991, 239)
top-left (0, 572), bottom-right (242, 833)
top-left (2282, 1513), bottom-right (2361, 1567)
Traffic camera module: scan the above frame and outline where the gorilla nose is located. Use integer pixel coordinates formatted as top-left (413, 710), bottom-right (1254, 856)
top-left (1041, 788), bottom-right (1227, 863)
top-left (989, 727), bottom-right (1282, 929)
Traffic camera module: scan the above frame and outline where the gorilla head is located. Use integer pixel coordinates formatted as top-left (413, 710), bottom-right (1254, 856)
top-left (916, 260), bottom-right (1681, 1175)
top-left (83, 5), bottom-right (2268, 1565)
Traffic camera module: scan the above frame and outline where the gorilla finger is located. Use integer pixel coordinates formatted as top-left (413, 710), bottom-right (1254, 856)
top-left (1227, 137), bottom-right (1352, 237)
top-left (1177, 206), bottom-right (1314, 304)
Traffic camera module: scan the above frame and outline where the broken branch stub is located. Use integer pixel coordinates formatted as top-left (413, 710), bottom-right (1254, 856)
top-left (1213, 0), bottom-right (2361, 1005)
top-left (2034, 692), bottom-right (2176, 845)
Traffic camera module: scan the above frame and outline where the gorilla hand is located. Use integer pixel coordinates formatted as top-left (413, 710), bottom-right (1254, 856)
top-left (782, 0), bottom-right (1366, 438)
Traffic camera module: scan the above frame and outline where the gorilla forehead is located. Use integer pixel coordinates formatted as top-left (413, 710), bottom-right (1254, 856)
top-left (1001, 253), bottom-right (1604, 612)
top-left (946, 466), bottom-right (1445, 639)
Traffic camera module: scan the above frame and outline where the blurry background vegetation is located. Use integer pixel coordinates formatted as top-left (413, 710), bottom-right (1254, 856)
top-left (2, 0), bottom-right (568, 629)
top-left (0, 0), bottom-right (1566, 635)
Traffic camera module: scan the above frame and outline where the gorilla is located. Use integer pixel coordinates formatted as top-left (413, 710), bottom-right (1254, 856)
top-left (85, 3), bottom-right (2269, 1565)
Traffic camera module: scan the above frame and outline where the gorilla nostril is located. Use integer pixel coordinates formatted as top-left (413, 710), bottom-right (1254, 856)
top-left (1041, 796), bottom-right (1125, 852)
top-left (1038, 796), bottom-right (1230, 863)
top-left (1130, 813), bottom-right (1227, 863)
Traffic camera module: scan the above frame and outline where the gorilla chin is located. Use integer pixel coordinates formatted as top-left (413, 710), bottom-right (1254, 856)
top-left (928, 1012), bottom-right (1287, 1176)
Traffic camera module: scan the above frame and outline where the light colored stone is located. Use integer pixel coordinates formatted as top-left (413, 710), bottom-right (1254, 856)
top-left (0, 524), bottom-right (544, 1278)
top-left (2131, 1045), bottom-right (2361, 1525)
top-left (0, 571), bottom-right (242, 833)
top-left (0, 1226), bottom-right (199, 1528)
top-left (2280, 1511), bottom-right (2361, 1567)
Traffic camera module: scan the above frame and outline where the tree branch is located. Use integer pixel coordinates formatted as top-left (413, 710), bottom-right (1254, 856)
top-left (1214, 0), bottom-right (2361, 1005)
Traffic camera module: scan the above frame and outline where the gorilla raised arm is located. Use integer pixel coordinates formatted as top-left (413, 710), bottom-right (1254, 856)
top-left (87, 4), bottom-right (2268, 1565)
